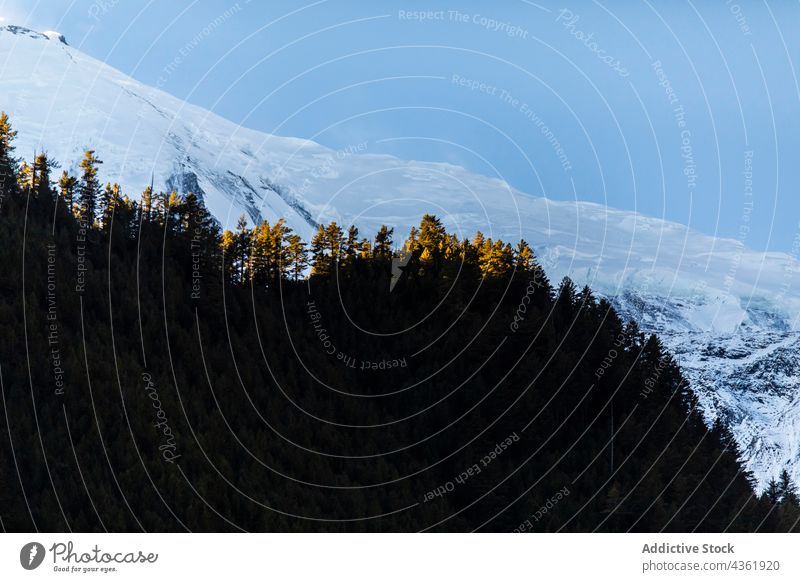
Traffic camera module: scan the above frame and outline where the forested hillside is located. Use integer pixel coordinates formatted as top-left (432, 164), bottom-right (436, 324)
top-left (0, 113), bottom-right (797, 532)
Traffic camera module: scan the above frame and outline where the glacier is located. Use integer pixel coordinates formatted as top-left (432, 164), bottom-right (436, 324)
top-left (2, 23), bottom-right (800, 491)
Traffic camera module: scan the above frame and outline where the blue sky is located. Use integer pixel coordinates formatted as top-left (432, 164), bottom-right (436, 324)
top-left (2, 0), bottom-right (798, 252)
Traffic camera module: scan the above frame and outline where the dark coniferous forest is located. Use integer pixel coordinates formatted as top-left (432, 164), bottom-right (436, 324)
top-left (0, 112), bottom-right (797, 532)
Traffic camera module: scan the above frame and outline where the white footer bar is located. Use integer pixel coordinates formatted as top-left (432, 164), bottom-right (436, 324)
top-left (1, 533), bottom-right (797, 581)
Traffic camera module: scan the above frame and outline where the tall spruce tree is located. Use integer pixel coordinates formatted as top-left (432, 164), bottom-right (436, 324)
top-left (32, 152), bottom-right (55, 200)
top-left (764, 478), bottom-right (781, 504)
top-left (344, 224), bottom-right (360, 267)
top-left (140, 185), bottom-right (154, 222)
top-left (16, 161), bottom-right (32, 194)
top-left (310, 224), bottom-right (330, 277)
top-left (78, 150), bottom-right (102, 224)
top-left (373, 225), bottom-right (394, 261)
top-left (220, 229), bottom-right (237, 284)
top-left (326, 221), bottom-right (343, 264)
top-left (58, 171), bottom-right (78, 216)
top-left (234, 214), bottom-right (251, 283)
top-left (99, 182), bottom-right (122, 230)
top-left (0, 112), bottom-right (18, 198)
top-left (778, 469), bottom-right (799, 506)
top-left (285, 233), bottom-right (307, 281)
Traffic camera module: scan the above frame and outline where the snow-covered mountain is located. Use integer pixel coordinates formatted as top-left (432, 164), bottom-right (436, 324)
top-left (2, 24), bottom-right (800, 491)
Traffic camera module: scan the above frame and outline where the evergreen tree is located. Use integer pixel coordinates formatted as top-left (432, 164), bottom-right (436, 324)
top-left (344, 224), bottom-right (360, 267)
top-left (58, 171), bottom-right (78, 216)
top-left (99, 182), bottom-right (122, 230)
top-left (17, 160), bottom-right (32, 193)
top-left (179, 192), bottom-right (215, 237)
top-left (358, 237), bottom-right (371, 260)
top-left (326, 221), bottom-right (343, 265)
top-left (271, 219), bottom-right (292, 282)
top-left (234, 214), bottom-right (251, 283)
top-left (461, 236), bottom-right (479, 265)
top-left (32, 152), bottom-right (55, 199)
top-left (162, 191), bottom-right (181, 230)
top-left (405, 225), bottom-right (420, 253)
top-left (140, 185), bottom-right (154, 222)
top-left (556, 276), bottom-right (578, 319)
top-left (418, 214), bottom-right (446, 271)
top-left (285, 233), bottom-right (307, 281)
top-left (247, 219), bottom-right (290, 286)
top-left (623, 320), bottom-right (644, 350)
top-left (249, 221), bottom-right (268, 287)
top-left (515, 239), bottom-right (542, 278)
top-left (764, 478), bottom-right (781, 504)
top-left (0, 112), bottom-right (18, 197)
top-left (78, 150), bottom-right (102, 224)
top-left (220, 229), bottom-right (237, 284)
top-left (310, 224), bottom-right (329, 277)
top-left (778, 469), bottom-right (799, 506)
top-left (476, 238), bottom-right (513, 278)
top-left (373, 225), bottom-right (394, 260)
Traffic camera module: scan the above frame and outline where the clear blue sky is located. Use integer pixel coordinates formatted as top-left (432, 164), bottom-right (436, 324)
top-left (2, 0), bottom-right (798, 252)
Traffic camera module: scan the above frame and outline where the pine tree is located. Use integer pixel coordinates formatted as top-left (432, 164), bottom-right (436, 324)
top-left (406, 226), bottom-right (420, 254)
top-left (442, 233), bottom-right (460, 261)
top-left (33, 152), bottom-right (55, 200)
top-left (234, 214), bottom-right (251, 284)
top-left (764, 478), bottom-right (781, 504)
top-left (556, 277), bottom-right (578, 319)
top-left (310, 224), bottom-right (330, 277)
top-left (0, 112), bottom-right (18, 197)
top-left (99, 182), bottom-right (122, 230)
top-left (373, 225), bottom-right (394, 260)
top-left (778, 469), bottom-right (799, 506)
top-left (326, 221), bottom-right (343, 265)
top-left (358, 238), bottom-right (371, 260)
top-left (247, 219), bottom-right (289, 286)
top-left (220, 229), bottom-right (237, 284)
top-left (418, 214), bottom-right (446, 270)
top-left (477, 237), bottom-right (512, 278)
top-left (17, 161), bottom-right (32, 193)
top-left (248, 221), bottom-right (268, 287)
top-left (78, 150), bottom-right (102, 224)
top-left (623, 320), bottom-right (644, 350)
top-left (162, 191), bottom-right (181, 231)
top-left (344, 225), bottom-right (359, 267)
top-left (119, 194), bottom-right (138, 239)
top-left (461, 236), bottom-right (479, 265)
top-left (100, 182), bottom-right (112, 225)
top-left (497, 242), bottom-right (514, 277)
top-left (285, 233), bottom-right (307, 281)
top-left (515, 240), bottom-right (538, 273)
top-left (140, 186), bottom-right (154, 222)
top-left (178, 191), bottom-right (218, 279)
top-left (178, 192), bottom-right (216, 243)
top-left (271, 219), bottom-right (292, 282)
top-left (58, 171), bottom-right (78, 216)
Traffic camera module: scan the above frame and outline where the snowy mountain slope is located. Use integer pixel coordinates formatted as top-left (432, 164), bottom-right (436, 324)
top-left (612, 291), bottom-right (800, 489)
top-left (668, 329), bottom-right (800, 485)
top-left (2, 24), bottom-right (799, 490)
